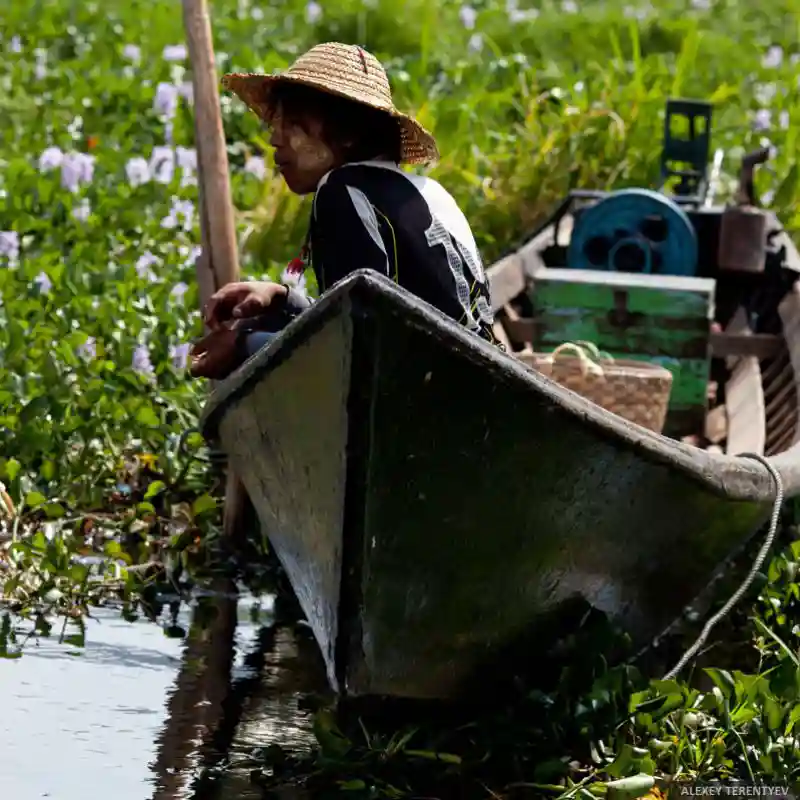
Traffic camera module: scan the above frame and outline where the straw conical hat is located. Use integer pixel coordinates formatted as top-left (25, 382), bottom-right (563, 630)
top-left (222, 42), bottom-right (439, 166)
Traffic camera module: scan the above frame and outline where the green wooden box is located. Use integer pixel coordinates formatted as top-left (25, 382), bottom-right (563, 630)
top-left (528, 268), bottom-right (716, 437)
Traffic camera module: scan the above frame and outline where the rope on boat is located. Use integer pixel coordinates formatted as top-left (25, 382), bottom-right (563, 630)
top-left (663, 453), bottom-right (784, 680)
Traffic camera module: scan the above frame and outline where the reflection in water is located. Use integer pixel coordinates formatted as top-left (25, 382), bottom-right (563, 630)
top-left (150, 585), bottom-right (331, 800)
top-left (149, 577), bottom-right (240, 799)
top-left (232, 624), bottom-right (330, 752)
top-left (1, 584), bottom-right (330, 800)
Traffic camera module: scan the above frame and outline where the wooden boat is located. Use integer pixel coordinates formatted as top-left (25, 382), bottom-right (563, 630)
top-left (200, 101), bottom-right (800, 701)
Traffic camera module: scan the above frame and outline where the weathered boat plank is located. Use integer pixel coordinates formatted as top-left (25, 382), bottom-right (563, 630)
top-left (725, 357), bottom-right (765, 456)
top-left (779, 284), bottom-right (800, 447)
top-left (709, 332), bottom-right (781, 360)
top-left (704, 405), bottom-right (727, 443)
top-left (216, 313), bottom-right (353, 692)
top-left (487, 254), bottom-right (526, 312)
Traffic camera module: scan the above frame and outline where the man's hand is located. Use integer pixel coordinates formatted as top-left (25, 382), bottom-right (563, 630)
top-left (189, 328), bottom-right (246, 380)
top-left (203, 281), bottom-right (288, 331)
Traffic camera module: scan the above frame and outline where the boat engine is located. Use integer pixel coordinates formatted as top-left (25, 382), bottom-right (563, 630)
top-left (568, 188), bottom-right (699, 277)
top-left (717, 146), bottom-right (772, 274)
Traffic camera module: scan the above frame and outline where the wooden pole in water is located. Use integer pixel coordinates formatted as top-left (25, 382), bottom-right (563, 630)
top-left (182, 0), bottom-right (250, 540)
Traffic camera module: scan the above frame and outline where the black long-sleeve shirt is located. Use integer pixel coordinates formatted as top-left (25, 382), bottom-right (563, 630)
top-left (282, 160), bottom-right (496, 342)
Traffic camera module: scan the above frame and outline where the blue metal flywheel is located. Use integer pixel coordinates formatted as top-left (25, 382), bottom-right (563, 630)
top-left (567, 189), bottom-right (698, 277)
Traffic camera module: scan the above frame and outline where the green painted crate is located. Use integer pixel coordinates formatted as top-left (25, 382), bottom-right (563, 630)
top-left (528, 268), bottom-right (716, 437)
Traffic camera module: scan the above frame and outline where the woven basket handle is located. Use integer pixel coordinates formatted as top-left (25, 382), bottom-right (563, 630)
top-left (572, 340), bottom-right (615, 365)
top-left (549, 342), bottom-right (604, 376)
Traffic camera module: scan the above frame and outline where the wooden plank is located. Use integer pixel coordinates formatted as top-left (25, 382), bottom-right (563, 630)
top-left (503, 315), bottom-right (536, 344)
top-left (704, 405), bottom-right (727, 444)
top-left (492, 320), bottom-right (513, 352)
top-left (532, 307), bottom-right (710, 357)
top-left (486, 254), bottom-right (525, 312)
top-left (517, 225), bottom-right (553, 278)
top-left (709, 332), bottom-right (782, 360)
top-left (532, 267), bottom-right (717, 300)
top-left (532, 271), bottom-right (716, 317)
top-left (778, 284), bottom-right (800, 446)
top-left (765, 376), bottom-right (797, 418)
top-left (721, 306), bottom-right (753, 371)
top-left (725, 356), bottom-right (766, 456)
top-left (502, 303), bottom-right (532, 349)
top-left (767, 405), bottom-right (796, 453)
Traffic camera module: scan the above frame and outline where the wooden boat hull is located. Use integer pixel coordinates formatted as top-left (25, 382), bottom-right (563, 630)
top-left (201, 270), bottom-right (798, 701)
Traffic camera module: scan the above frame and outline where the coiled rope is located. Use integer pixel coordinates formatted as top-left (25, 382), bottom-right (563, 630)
top-left (663, 452), bottom-right (784, 680)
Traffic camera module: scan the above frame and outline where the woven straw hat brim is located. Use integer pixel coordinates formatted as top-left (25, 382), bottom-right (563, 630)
top-left (222, 72), bottom-right (439, 166)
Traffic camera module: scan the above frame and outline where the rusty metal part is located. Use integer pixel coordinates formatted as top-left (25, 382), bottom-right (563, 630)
top-left (718, 204), bottom-right (768, 273)
top-left (736, 145), bottom-right (772, 207)
top-left (717, 145), bottom-right (772, 273)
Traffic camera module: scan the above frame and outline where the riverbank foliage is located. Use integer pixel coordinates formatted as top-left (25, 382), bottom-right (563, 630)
top-left (1, 0), bottom-right (800, 795)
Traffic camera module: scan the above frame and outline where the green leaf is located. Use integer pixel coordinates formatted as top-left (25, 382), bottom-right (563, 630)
top-left (43, 503), bottom-right (65, 519)
top-left (185, 432), bottom-right (205, 450)
top-left (25, 491), bottom-right (47, 508)
top-left (405, 749), bottom-right (462, 764)
top-left (31, 531), bottom-right (47, 551)
top-left (731, 706), bottom-right (758, 726)
top-left (104, 540), bottom-right (123, 558)
top-left (605, 774), bottom-right (655, 800)
top-left (144, 480), bottom-right (166, 499)
top-left (784, 703), bottom-right (800, 735)
top-left (192, 494), bottom-right (217, 516)
top-left (764, 694), bottom-right (785, 732)
top-left (312, 709), bottom-right (351, 759)
top-left (705, 668), bottom-right (736, 698)
top-left (773, 163), bottom-right (799, 211)
top-left (632, 692), bottom-right (684, 720)
top-left (605, 744), bottom-right (641, 779)
top-left (337, 779), bottom-right (366, 790)
top-left (135, 405), bottom-right (161, 427)
top-left (0, 442), bottom-right (21, 478)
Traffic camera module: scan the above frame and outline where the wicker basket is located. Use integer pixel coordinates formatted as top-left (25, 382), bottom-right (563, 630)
top-left (518, 341), bottom-right (674, 433)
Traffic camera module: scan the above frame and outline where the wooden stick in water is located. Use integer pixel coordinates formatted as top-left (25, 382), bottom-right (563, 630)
top-left (182, 0), bottom-right (251, 541)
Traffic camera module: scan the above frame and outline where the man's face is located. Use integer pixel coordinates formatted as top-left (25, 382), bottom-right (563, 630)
top-left (269, 102), bottom-right (338, 195)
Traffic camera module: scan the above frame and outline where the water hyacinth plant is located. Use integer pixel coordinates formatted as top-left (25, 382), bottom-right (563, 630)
top-left (1, 0), bottom-right (800, 793)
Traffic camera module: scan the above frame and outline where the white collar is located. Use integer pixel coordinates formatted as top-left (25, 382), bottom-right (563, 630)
top-left (315, 158), bottom-right (400, 190)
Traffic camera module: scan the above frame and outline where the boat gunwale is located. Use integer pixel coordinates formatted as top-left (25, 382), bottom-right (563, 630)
top-left (200, 270), bottom-right (796, 505)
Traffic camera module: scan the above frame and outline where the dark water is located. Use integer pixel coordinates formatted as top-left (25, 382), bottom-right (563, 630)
top-left (0, 582), bottom-right (331, 800)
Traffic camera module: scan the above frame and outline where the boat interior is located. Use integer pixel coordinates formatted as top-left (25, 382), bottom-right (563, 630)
top-left (486, 100), bottom-right (800, 458)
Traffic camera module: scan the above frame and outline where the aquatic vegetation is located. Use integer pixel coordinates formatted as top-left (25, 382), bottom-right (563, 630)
top-left (1, 0), bottom-right (800, 794)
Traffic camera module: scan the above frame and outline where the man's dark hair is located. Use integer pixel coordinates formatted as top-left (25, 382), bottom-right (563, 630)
top-left (268, 81), bottom-right (403, 164)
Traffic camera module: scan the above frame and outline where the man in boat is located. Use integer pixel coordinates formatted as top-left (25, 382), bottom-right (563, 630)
top-left (190, 42), bottom-right (497, 380)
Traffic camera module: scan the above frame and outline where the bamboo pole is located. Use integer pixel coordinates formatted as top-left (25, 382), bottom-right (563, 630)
top-left (182, 0), bottom-right (251, 540)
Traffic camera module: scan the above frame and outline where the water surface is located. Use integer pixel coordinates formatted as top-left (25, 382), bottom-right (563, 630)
top-left (0, 586), bottom-right (328, 800)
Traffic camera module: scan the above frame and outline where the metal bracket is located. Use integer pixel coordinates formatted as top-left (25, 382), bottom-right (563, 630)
top-left (660, 98), bottom-right (714, 202)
